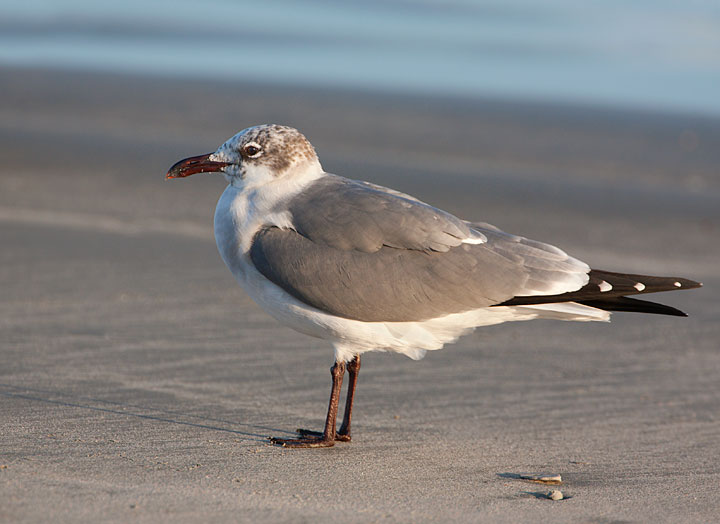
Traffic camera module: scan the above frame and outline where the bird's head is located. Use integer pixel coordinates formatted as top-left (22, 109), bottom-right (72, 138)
top-left (166, 124), bottom-right (322, 188)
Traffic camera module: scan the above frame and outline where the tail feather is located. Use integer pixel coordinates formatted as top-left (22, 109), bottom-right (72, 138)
top-left (497, 269), bottom-right (701, 316)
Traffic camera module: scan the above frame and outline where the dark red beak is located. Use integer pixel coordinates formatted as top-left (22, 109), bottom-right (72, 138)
top-left (165, 153), bottom-right (230, 179)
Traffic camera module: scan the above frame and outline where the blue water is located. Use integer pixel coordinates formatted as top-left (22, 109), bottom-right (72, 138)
top-left (1, 0), bottom-right (719, 116)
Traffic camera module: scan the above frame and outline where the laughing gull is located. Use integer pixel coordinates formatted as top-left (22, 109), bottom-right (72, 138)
top-left (166, 124), bottom-right (701, 448)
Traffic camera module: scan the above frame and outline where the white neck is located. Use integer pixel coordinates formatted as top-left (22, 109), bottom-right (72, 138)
top-left (213, 163), bottom-right (326, 277)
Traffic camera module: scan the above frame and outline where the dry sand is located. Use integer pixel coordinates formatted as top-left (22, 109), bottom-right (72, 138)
top-left (1, 68), bottom-right (719, 523)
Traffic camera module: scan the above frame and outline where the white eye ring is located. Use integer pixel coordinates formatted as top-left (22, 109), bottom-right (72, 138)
top-left (243, 141), bottom-right (263, 158)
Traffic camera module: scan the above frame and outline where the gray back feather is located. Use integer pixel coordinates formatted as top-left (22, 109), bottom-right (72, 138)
top-left (250, 202), bottom-right (589, 322)
top-left (284, 175), bottom-right (474, 253)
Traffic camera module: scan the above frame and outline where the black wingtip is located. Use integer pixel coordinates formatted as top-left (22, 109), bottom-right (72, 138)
top-left (674, 277), bottom-right (703, 291)
top-left (578, 297), bottom-right (689, 317)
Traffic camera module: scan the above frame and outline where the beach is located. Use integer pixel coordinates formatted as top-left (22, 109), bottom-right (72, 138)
top-left (1, 67), bottom-right (719, 523)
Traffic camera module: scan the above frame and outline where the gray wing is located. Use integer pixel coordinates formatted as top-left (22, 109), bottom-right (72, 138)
top-left (283, 175), bottom-right (485, 253)
top-left (250, 221), bottom-right (590, 323)
top-left (467, 221), bottom-right (589, 297)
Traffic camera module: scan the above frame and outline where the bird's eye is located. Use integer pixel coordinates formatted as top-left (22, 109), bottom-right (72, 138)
top-left (243, 143), bottom-right (262, 158)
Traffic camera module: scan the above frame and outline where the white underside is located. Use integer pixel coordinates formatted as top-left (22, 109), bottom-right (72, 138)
top-left (214, 177), bottom-right (610, 364)
top-left (237, 258), bottom-right (609, 362)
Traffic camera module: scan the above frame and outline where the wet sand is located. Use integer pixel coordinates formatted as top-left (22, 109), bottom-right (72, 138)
top-left (1, 67), bottom-right (719, 523)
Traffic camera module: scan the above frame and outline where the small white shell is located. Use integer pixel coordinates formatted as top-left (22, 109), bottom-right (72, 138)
top-left (547, 489), bottom-right (564, 500)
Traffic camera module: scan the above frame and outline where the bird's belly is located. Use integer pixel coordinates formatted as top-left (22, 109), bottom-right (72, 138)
top-left (219, 251), bottom-right (534, 360)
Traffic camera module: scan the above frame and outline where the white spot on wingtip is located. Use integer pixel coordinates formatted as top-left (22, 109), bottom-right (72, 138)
top-left (634, 282), bottom-right (646, 291)
top-left (599, 280), bottom-right (612, 292)
top-left (674, 281), bottom-right (682, 287)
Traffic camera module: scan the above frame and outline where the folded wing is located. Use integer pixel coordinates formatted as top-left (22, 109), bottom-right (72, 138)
top-left (251, 177), bottom-right (591, 322)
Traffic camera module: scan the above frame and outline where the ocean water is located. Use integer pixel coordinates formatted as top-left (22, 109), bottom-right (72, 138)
top-left (1, 0), bottom-right (719, 116)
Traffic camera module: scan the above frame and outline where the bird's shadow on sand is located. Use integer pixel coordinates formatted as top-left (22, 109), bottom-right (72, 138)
top-left (0, 383), bottom-right (293, 442)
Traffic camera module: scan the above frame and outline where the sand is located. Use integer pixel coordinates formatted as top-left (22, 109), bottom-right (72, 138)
top-left (1, 67), bottom-right (719, 523)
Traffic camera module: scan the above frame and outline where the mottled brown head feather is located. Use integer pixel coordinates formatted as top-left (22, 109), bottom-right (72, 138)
top-left (226, 124), bottom-right (319, 176)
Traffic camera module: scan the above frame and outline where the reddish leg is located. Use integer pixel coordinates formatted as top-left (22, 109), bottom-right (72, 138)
top-left (337, 355), bottom-right (361, 441)
top-left (270, 360), bottom-right (345, 448)
top-left (292, 355), bottom-right (362, 443)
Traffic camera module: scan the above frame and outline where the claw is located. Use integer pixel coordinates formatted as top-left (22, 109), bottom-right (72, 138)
top-left (295, 428), bottom-right (351, 441)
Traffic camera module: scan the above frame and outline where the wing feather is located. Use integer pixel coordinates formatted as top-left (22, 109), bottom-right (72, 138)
top-left (285, 175), bottom-right (482, 253)
top-left (252, 176), bottom-right (591, 321)
top-left (250, 223), bottom-right (590, 322)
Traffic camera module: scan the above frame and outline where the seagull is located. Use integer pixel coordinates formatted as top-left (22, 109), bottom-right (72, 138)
top-left (166, 124), bottom-right (701, 448)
